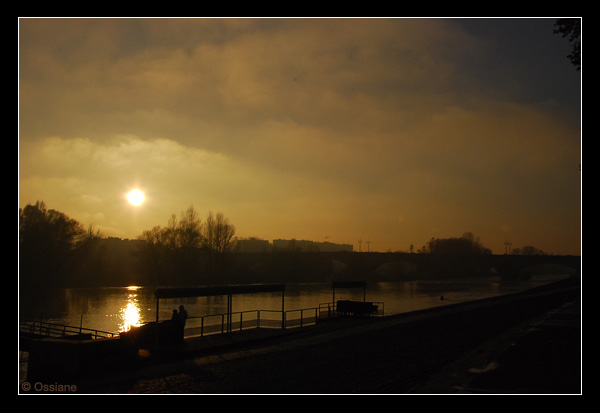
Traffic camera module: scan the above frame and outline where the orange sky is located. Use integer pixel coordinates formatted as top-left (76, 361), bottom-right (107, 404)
top-left (18, 18), bottom-right (581, 254)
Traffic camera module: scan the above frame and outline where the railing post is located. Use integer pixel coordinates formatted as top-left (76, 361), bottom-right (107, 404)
top-left (156, 297), bottom-right (160, 323)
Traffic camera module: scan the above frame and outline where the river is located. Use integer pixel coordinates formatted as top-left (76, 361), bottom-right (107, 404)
top-left (18, 274), bottom-right (571, 335)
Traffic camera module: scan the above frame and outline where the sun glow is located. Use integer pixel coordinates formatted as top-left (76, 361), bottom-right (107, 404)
top-left (126, 188), bottom-right (146, 206)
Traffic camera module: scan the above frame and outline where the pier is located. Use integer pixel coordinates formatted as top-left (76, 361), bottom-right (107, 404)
top-left (121, 282), bottom-right (382, 347)
top-left (20, 282), bottom-right (383, 384)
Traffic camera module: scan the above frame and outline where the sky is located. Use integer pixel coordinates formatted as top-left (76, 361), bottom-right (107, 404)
top-left (18, 18), bottom-right (581, 255)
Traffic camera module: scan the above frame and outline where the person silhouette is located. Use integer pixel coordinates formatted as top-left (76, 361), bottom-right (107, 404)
top-left (178, 305), bottom-right (188, 326)
top-left (170, 307), bottom-right (185, 345)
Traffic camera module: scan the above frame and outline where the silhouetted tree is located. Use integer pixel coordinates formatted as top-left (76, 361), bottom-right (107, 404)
top-left (138, 225), bottom-right (171, 284)
top-left (512, 245), bottom-right (546, 255)
top-left (137, 205), bottom-right (205, 284)
top-left (173, 206), bottom-right (203, 281)
top-left (426, 232), bottom-right (492, 255)
top-left (19, 201), bottom-right (95, 288)
top-left (137, 206), bottom-right (238, 284)
top-left (203, 211), bottom-right (236, 254)
top-left (554, 18), bottom-right (581, 71)
top-left (70, 224), bottom-right (105, 284)
top-left (178, 206), bottom-right (203, 249)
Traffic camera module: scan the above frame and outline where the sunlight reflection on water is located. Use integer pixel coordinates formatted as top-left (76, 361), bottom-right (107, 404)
top-left (120, 286), bottom-right (142, 332)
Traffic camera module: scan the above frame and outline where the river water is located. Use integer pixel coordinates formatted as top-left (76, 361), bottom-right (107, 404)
top-left (18, 274), bottom-right (570, 335)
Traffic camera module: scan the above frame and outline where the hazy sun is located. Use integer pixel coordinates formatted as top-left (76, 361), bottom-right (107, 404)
top-left (126, 189), bottom-right (146, 206)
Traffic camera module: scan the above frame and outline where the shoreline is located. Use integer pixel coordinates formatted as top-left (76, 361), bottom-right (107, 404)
top-left (71, 277), bottom-right (580, 394)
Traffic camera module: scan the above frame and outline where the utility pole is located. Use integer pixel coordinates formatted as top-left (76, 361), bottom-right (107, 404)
top-left (504, 241), bottom-right (512, 255)
top-left (366, 240), bottom-right (371, 252)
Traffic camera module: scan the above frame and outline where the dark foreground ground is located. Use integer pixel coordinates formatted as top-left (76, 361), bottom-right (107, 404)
top-left (81, 279), bottom-right (581, 394)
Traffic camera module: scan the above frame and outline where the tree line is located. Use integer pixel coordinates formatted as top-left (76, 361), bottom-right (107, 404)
top-left (19, 201), bottom-right (549, 289)
top-left (136, 206), bottom-right (236, 285)
top-left (421, 232), bottom-right (492, 255)
top-left (19, 201), bottom-right (102, 290)
top-left (19, 202), bottom-right (238, 289)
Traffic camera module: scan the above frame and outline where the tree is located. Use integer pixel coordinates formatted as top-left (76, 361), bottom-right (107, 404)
top-left (554, 18), bottom-right (581, 71)
top-left (139, 206), bottom-right (203, 251)
top-left (138, 225), bottom-right (170, 283)
top-left (426, 232), bottom-right (492, 255)
top-left (513, 246), bottom-right (546, 255)
top-left (203, 211), bottom-right (236, 254)
top-left (19, 201), bottom-right (90, 288)
top-left (177, 205), bottom-right (203, 250)
top-left (137, 205), bottom-right (204, 284)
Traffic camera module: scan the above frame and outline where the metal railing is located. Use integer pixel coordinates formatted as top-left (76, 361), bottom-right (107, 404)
top-left (184, 308), bottom-right (318, 337)
top-left (21, 301), bottom-right (385, 341)
top-left (184, 310), bottom-right (266, 337)
top-left (19, 319), bottom-right (118, 339)
top-left (181, 301), bottom-right (384, 338)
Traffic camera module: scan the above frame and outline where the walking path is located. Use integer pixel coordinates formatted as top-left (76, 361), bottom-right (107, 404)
top-left (411, 298), bottom-right (581, 393)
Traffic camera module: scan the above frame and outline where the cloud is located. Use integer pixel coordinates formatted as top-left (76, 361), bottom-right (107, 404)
top-left (19, 135), bottom-right (255, 236)
top-left (19, 19), bottom-right (478, 140)
top-left (19, 18), bottom-right (580, 253)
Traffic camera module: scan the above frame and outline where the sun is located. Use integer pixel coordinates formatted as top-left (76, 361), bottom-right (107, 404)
top-left (126, 189), bottom-right (146, 206)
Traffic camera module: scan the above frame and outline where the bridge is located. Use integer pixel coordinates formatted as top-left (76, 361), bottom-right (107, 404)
top-left (329, 252), bottom-right (581, 280)
top-left (219, 252), bottom-right (581, 283)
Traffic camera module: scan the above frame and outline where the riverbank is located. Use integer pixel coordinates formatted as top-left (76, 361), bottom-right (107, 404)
top-left (80, 278), bottom-right (580, 394)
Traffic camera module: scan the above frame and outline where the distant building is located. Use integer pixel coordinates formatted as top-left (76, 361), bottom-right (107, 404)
top-left (272, 239), bottom-right (353, 253)
top-left (236, 237), bottom-right (272, 253)
top-left (318, 241), bottom-right (354, 253)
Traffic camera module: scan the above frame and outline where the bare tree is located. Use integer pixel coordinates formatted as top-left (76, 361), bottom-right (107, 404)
top-left (177, 205), bottom-right (203, 250)
top-left (203, 211), bottom-right (236, 254)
